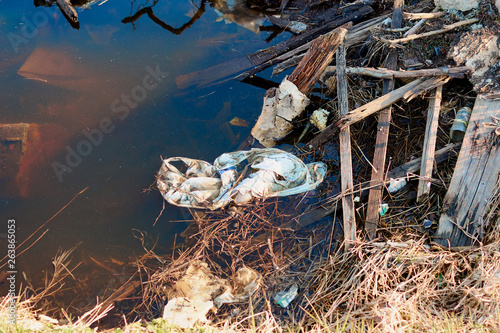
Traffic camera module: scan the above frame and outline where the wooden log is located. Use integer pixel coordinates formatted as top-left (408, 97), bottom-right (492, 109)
top-left (417, 85), bottom-right (443, 201)
top-left (434, 97), bottom-right (500, 247)
top-left (288, 23), bottom-right (351, 94)
top-left (308, 76), bottom-right (450, 149)
top-left (175, 5), bottom-right (373, 89)
top-left (337, 43), bottom-right (356, 250)
top-left (380, 18), bottom-right (478, 45)
top-left (365, 0), bottom-right (404, 241)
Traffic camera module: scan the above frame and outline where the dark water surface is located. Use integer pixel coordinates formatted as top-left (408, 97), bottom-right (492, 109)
top-left (0, 0), bottom-right (287, 305)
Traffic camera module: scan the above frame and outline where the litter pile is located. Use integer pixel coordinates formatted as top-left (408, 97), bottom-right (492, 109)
top-left (144, 0), bottom-right (500, 330)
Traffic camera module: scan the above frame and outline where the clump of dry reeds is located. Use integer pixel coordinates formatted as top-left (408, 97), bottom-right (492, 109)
top-left (300, 236), bottom-right (500, 332)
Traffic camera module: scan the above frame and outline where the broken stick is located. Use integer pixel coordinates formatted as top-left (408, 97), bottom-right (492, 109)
top-left (403, 11), bottom-right (445, 19)
top-left (365, 0), bottom-right (404, 241)
top-left (417, 85), bottom-right (443, 201)
top-left (339, 66), bottom-right (471, 79)
top-left (337, 43), bottom-right (356, 250)
top-left (380, 18), bottom-right (479, 45)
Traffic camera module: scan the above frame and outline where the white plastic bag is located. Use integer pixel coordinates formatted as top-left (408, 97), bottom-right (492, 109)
top-left (157, 148), bottom-right (327, 210)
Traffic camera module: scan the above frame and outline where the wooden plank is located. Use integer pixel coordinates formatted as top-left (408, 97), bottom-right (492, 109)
top-left (365, 0), bottom-right (404, 240)
top-left (337, 44), bottom-right (356, 250)
top-left (434, 97), bottom-right (500, 247)
top-left (309, 76), bottom-right (450, 150)
top-left (417, 85), bottom-right (443, 201)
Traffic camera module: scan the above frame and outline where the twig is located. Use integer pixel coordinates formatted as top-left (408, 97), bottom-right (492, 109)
top-left (0, 187), bottom-right (88, 266)
top-left (403, 11), bottom-right (446, 19)
top-left (379, 18), bottom-right (478, 45)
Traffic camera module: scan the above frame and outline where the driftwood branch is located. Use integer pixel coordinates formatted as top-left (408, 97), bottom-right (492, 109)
top-left (380, 18), bottom-right (479, 45)
top-left (334, 66), bottom-right (471, 79)
top-left (56, 0), bottom-right (79, 29)
top-left (404, 18), bottom-right (426, 37)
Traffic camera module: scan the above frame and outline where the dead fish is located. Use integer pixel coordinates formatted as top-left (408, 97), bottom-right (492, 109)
top-left (229, 117), bottom-right (249, 127)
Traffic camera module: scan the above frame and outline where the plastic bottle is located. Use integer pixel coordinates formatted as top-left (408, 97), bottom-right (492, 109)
top-left (450, 106), bottom-right (472, 142)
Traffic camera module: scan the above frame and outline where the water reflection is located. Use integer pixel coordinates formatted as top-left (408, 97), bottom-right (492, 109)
top-left (122, 0), bottom-right (207, 35)
top-left (0, 0), bottom-right (273, 318)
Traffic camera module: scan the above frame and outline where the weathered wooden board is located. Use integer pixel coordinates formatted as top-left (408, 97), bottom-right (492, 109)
top-left (337, 44), bottom-right (356, 249)
top-left (417, 85), bottom-right (443, 201)
top-left (365, 0), bottom-right (404, 240)
top-left (435, 97), bottom-right (500, 247)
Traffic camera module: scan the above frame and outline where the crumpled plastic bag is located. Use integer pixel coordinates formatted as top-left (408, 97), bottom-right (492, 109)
top-left (162, 261), bottom-right (262, 327)
top-left (214, 267), bottom-right (262, 308)
top-left (157, 148), bottom-right (327, 210)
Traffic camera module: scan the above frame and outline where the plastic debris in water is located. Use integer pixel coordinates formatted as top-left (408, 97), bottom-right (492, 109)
top-left (379, 203), bottom-right (389, 217)
top-left (387, 177), bottom-right (407, 193)
top-left (157, 148), bottom-right (327, 210)
top-left (229, 117), bottom-right (249, 127)
top-left (274, 284), bottom-right (298, 308)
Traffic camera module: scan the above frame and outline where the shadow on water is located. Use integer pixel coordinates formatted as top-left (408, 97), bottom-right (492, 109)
top-left (0, 0), bottom-right (284, 320)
